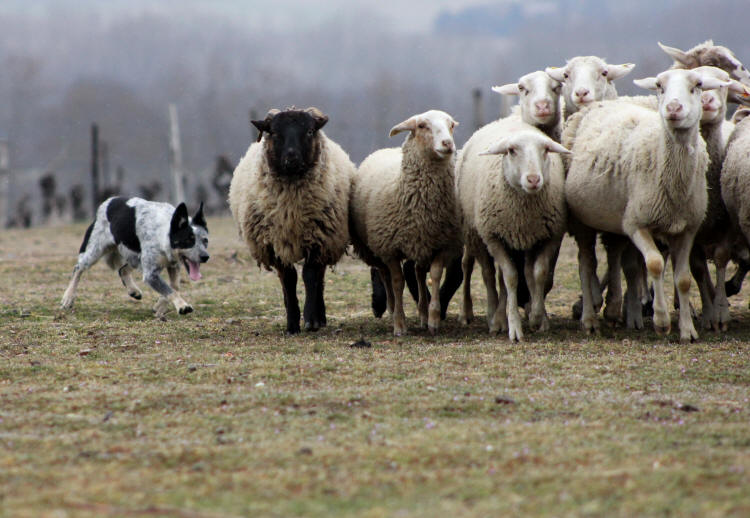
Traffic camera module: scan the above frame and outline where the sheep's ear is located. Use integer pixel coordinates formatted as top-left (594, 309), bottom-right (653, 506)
top-left (545, 66), bottom-right (567, 82)
top-left (733, 107), bottom-right (750, 123)
top-left (193, 202), bottom-right (207, 230)
top-left (700, 76), bottom-right (733, 91)
top-left (478, 138), bottom-right (513, 156)
top-left (728, 80), bottom-right (750, 97)
top-left (658, 42), bottom-right (694, 67)
top-left (305, 107), bottom-right (329, 131)
top-left (251, 109), bottom-right (280, 142)
top-left (492, 83), bottom-right (520, 96)
top-left (633, 77), bottom-right (659, 91)
top-left (389, 117), bottom-right (418, 137)
top-left (606, 63), bottom-right (635, 81)
top-left (251, 119), bottom-right (270, 142)
top-left (546, 141), bottom-right (572, 155)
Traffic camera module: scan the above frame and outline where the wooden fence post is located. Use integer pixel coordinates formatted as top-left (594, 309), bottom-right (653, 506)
top-left (168, 103), bottom-right (185, 205)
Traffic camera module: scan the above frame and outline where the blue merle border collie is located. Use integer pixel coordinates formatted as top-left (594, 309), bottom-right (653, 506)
top-left (61, 197), bottom-right (209, 317)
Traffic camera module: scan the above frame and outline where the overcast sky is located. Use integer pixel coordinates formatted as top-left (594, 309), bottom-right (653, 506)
top-left (0, 0), bottom-right (487, 33)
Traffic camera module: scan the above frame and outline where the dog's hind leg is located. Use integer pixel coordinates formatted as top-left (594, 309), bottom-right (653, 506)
top-left (119, 264), bottom-right (142, 300)
top-left (167, 265), bottom-right (181, 291)
top-left (61, 233), bottom-right (110, 310)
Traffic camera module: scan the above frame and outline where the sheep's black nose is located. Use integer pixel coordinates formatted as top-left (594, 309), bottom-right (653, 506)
top-left (200, 254), bottom-right (210, 263)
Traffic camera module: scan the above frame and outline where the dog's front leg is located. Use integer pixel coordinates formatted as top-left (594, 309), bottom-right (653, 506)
top-left (167, 265), bottom-right (181, 291)
top-left (145, 269), bottom-right (193, 317)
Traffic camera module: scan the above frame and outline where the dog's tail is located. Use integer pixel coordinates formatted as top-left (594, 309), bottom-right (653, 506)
top-left (79, 222), bottom-right (95, 254)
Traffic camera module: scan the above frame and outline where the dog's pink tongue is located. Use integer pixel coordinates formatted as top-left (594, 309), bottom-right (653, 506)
top-left (188, 261), bottom-right (202, 281)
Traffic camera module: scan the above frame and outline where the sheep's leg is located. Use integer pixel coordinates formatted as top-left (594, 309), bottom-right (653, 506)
top-left (630, 228), bottom-right (670, 336)
top-left (415, 264), bottom-right (429, 329)
top-left (377, 267), bottom-right (394, 315)
top-left (713, 243), bottom-right (731, 331)
top-left (602, 234), bottom-right (627, 325)
top-left (439, 254), bottom-right (463, 320)
top-left (725, 258), bottom-right (750, 297)
top-left (427, 255), bottom-right (445, 335)
top-left (370, 267), bottom-right (387, 318)
top-left (386, 259), bottom-right (407, 336)
top-left (316, 266), bottom-right (327, 328)
top-left (276, 264), bottom-right (300, 334)
top-left (670, 233), bottom-right (699, 343)
top-left (527, 237), bottom-right (559, 333)
top-left (689, 245), bottom-right (717, 331)
top-left (459, 248), bottom-right (475, 326)
top-left (302, 258), bottom-right (325, 331)
top-left (622, 245), bottom-right (645, 330)
top-left (486, 240), bottom-right (523, 341)
top-left (574, 229), bottom-right (599, 334)
top-left (402, 260), bottom-right (421, 305)
top-left (476, 248), bottom-right (501, 333)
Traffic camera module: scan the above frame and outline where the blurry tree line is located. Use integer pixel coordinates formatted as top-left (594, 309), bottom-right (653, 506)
top-left (0, 0), bottom-right (746, 226)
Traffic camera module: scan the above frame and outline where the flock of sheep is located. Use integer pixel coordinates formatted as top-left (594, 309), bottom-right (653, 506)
top-left (228, 40), bottom-right (750, 343)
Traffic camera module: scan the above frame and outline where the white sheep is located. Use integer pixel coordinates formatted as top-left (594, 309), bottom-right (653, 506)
top-left (350, 109), bottom-right (461, 336)
top-left (564, 68), bottom-right (730, 342)
top-left (457, 71), bottom-right (563, 326)
top-left (659, 40), bottom-right (750, 87)
top-left (545, 56), bottom-right (635, 118)
top-left (720, 114), bottom-right (750, 311)
top-left (229, 107), bottom-right (354, 334)
top-left (492, 70), bottom-right (563, 140)
top-left (456, 118), bottom-right (569, 340)
top-left (686, 67), bottom-right (750, 331)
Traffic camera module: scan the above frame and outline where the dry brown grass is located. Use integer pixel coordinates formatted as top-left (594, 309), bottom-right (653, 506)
top-left (1, 217), bottom-right (749, 517)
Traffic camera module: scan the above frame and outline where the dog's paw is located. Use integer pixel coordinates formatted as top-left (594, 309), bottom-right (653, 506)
top-left (179, 304), bottom-right (193, 315)
top-left (129, 289), bottom-right (143, 300)
top-left (153, 297), bottom-right (171, 317)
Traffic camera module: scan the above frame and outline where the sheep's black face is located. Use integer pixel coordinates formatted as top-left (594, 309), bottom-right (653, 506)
top-left (254, 110), bottom-right (329, 179)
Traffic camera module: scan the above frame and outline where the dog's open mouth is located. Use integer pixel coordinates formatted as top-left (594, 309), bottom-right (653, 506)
top-left (182, 257), bottom-right (202, 281)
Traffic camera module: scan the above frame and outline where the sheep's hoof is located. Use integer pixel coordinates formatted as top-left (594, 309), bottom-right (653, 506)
top-left (304, 321), bottom-right (320, 332)
top-left (680, 327), bottom-right (699, 343)
top-left (459, 315), bottom-right (472, 326)
top-left (428, 325), bottom-right (438, 336)
top-left (581, 317), bottom-right (599, 335)
top-left (654, 323), bottom-right (671, 336)
top-left (508, 327), bottom-right (524, 342)
top-left (719, 321), bottom-right (729, 332)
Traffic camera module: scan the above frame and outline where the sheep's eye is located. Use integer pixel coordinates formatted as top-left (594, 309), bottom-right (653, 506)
top-left (508, 147), bottom-right (516, 155)
top-left (202, 238), bottom-right (208, 246)
top-left (518, 85), bottom-right (525, 92)
top-left (563, 72), bottom-right (569, 79)
top-left (418, 122), bottom-right (427, 129)
top-left (696, 80), bottom-right (703, 88)
top-left (602, 70), bottom-right (608, 77)
top-left (307, 129), bottom-right (314, 136)
top-left (655, 81), bottom-right (661, 89)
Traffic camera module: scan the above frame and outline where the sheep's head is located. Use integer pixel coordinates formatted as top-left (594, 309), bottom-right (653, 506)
top-left (493, 71), bottom-right (562, 128)
top-left (479, 131), bottom-right (570, 194)
top-left (690, 66), bottom-right (750, 125)
top-left (251, 107), bottom-right (328, 180)
top-left (546, 56), bottom-right (634, 112)
top-left (634, 69), bottom-right (732, 131)
top-left (389, 110), bottom-right (458, 158)
top-left (659, 40), bottom-right (750, 88)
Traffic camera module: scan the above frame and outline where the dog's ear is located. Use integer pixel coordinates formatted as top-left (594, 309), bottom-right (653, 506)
top-left (192, 202), bottom-right (207, 230)
top-left (170, 202), bottom-right (190, 234)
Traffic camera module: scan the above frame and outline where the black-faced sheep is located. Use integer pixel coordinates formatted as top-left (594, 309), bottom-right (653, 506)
top-left (228, 107), bottom-right (354, 334)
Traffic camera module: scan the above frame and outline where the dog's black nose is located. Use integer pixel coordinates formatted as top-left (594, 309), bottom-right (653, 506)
top-left (200, 254), bottom-right (210, 263)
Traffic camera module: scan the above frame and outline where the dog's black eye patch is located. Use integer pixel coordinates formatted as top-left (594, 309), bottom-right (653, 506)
top-left (170, 226), bottom-right (196, 249)
top-left (107, 197), bottom-right (141, 253)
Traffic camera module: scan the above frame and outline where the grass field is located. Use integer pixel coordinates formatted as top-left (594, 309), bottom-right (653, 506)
top-left (1, 216), bottom-right (749, 517)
